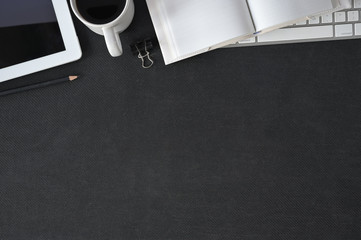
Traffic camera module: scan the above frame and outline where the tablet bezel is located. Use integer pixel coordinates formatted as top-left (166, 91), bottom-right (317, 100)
top-left (0, 0), bottom-right (82, 82)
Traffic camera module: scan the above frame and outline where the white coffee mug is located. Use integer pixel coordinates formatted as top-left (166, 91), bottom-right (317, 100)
top-left (70, 0), bottom-right (135, 57)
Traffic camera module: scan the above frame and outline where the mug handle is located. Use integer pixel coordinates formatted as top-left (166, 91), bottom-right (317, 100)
top-left (103, 27), bottom-right (123, 57)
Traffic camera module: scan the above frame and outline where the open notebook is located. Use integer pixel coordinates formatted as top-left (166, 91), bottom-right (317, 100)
top-left (146, 0), bottom-right (351, 64)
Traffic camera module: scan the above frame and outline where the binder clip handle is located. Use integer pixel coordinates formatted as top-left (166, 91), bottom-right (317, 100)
top-left (138, 49), bottom-right (153, 69)
top-left (131, 38), bottom-right (154, 69)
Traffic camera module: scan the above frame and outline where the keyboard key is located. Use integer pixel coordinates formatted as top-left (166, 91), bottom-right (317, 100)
top-left (296, 20), bottom-right (307, 25)
top-left (238, 38), bottom-right (256, 44)
top-left (335, 12), bottom-right (347, 22)
top-left (258, 26), bottom-right (333, 42)
top-left (322, 13), bottom-right (333, 23)
top-left (355, 23), bottom-right (361, 35)
top-left (355, 0), bottom-right (361, 8)
top-left (309, 16), bottom-right (320, 24)
top-left (335, 24), bottom-right (353, 37)
top-left (348, 11), bottom-right (359, 21)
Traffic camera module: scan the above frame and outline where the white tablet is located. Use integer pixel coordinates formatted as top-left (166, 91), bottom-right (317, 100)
top-left (0, 0), bottom-right (82, 82)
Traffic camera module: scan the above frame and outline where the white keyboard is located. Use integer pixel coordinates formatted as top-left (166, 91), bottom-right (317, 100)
top-left (229, 0), bottom-right (361, 48)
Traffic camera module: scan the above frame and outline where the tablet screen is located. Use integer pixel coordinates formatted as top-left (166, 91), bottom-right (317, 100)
top-left (0, 0), bottom-right (66, 69)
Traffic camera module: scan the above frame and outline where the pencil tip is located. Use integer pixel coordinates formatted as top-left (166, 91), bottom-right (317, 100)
top-left (69, 75), bottom-right (79, 81)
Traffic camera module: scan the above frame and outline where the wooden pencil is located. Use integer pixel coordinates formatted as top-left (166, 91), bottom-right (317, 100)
top-left (0, 75), bottom-right (79, 96)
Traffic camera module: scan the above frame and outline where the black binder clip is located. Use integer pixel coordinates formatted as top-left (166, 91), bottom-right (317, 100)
top-left (131, 38), bottom-right (154, 69)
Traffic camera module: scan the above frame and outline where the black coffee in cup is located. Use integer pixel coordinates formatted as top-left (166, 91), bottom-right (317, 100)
top-left (76, 0), bottom-right (126, 24)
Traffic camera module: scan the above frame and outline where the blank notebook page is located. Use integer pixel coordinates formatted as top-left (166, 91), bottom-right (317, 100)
top-left (248, 0), bottom-right (334, 30)
top-left (160, 0), bottom-right (254, 57)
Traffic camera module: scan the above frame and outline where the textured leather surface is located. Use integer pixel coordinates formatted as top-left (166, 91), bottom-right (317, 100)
top-left (0, 1), bottom-right (360, 239)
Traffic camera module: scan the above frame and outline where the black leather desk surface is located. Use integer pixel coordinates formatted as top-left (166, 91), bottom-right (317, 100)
top-left (1, 1), bottom-right (361, 239)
